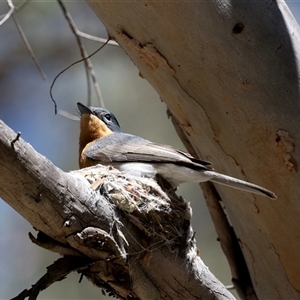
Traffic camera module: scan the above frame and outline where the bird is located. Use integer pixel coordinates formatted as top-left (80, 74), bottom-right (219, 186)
top-left (77, 102), bottom-right (276, 199)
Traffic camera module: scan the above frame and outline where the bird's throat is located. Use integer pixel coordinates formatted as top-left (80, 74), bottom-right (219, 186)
top-left (79, 114), bottom-right (113, 154)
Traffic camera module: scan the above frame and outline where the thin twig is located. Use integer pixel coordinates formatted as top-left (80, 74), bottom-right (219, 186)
top-left (14, 0), bottom-right (31, 12)
top-left (0, 0), bottom-right (15, 26)
top-left (0, 0), bottom-right (46, 80)
top-left (12, 14), bottom-right (46, 80)
top-left (50, 39), bottom-right (110, 114)
top-left (57, 0), bottom-right (92, 104)
top-left (0, 0), bottom-right (31, 19)
top-left (57, 0), bottom-right (104, 107)
top-left (11, 257), bottom-right (91, 300)
top-left (57, 109), bottom-right (80, 121)
top-left (76, 31), bottom-right (119, 46)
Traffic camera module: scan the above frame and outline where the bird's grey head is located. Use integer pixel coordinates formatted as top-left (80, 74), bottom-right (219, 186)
top-left (77, 102), bottom-right (121, 133)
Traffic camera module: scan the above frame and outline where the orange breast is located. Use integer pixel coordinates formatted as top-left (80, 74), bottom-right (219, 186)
top-left (79, 114), bottom-right (113, 169)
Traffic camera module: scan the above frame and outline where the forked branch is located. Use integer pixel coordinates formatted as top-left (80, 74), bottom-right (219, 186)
top-left (0, 119), bottom-right (235, 299)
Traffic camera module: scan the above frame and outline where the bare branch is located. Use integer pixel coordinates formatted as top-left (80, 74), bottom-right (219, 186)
top-left (11, 257), bottom-right (91, 300)
top-left (57, 109), bottom-right (80, 121)
top-left (12, 14), bottom-right (46, 80)
top-left (77, 31), bottom-right (119, 46)
top-left (201, 182), bottom-right (256, 300)
top-left (50, 39), bottom-right (109, 114)
top-left (0, 0), bottom-right (30, 19)
top-left (0, 118), bottom-right (235, 299)
top-left (0, 0), bottom-right (14, 26)
top-left (57, 0), bottom-right (104, 107)
top-left (0, 0), bottom-right (46, 79)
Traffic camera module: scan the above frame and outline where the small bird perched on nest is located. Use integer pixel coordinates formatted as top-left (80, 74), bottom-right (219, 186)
top-left (77, 102), bottom-right (276, 199)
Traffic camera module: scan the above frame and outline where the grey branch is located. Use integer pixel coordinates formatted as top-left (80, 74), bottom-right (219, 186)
top-left (0, 119), bottom-right (235, 299)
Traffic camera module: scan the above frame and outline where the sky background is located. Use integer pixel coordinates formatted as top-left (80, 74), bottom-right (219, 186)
top-left (0, 1), bottom-right (299, 299)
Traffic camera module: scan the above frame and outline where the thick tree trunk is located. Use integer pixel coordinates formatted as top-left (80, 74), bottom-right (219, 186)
top-left (86, 1), bottom-right (300, 299)
top-left (0, 120), bottom-right (235, 299)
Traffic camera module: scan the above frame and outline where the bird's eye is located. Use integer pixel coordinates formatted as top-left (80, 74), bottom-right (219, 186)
top-left (104, 114), bottom-right (111, 121)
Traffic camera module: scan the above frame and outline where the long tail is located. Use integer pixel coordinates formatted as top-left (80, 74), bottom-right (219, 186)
top-left (202, 171), bottom-right (276, 199)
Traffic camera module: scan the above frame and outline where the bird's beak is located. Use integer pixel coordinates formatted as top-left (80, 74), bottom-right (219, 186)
top-left (77, 102), bottom-right (93, 115)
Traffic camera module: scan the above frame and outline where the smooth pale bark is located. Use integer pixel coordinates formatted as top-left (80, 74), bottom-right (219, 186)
top-left (0, 120), bottom-right (235, 299)
top-left (86, 1), bottom-right (300, 299)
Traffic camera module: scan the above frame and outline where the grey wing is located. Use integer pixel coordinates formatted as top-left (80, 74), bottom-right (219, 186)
top-left (176, 149), bottom-right (213, 167)
top-left (85, 133), bottom-right (213, 171)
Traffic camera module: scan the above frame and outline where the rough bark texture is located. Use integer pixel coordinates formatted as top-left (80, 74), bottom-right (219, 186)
top-left (0, 120), bottom-right (235, 299)
top-left (86, 1), bottom-right (300, 299)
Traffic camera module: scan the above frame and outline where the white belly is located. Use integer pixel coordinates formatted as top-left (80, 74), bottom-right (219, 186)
top-left (113, 162), bottom-right (210, 187)
top-left (156, 163), bottom-right (210, 186)
top-left (115, 162), bottom-right (157, 178)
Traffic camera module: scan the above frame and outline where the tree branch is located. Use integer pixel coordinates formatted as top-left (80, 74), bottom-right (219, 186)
top-left (0, 119), bottom-right (235, 299)
top-left (11, 257), bottom-right (91, 300)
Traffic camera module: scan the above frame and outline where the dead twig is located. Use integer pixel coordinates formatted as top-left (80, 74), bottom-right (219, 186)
top-left (10, 257), bottom-right (91, 300)
top-left (0, 0), bottom-right (15, 26)
top-left (0, 0), bottom-right (46, 80)
top-left (12, 14), bottom-right (46, 80)
top-left (57, 0), bottom-right (104, 107)
top-left (50, 38), bottom-right (110, 114)
top-left (76, 31), bottom-right (119, 46)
